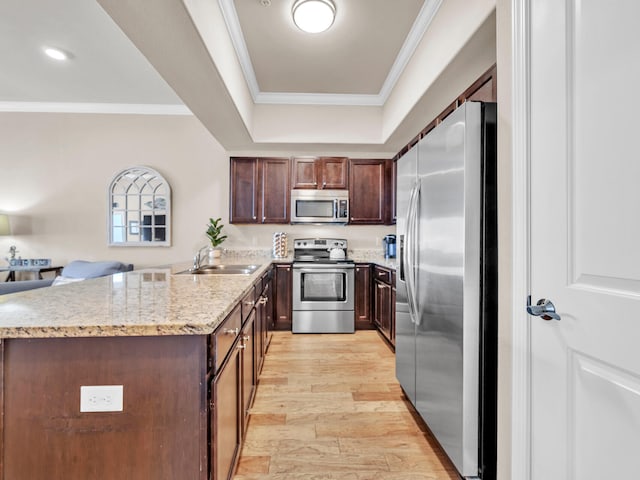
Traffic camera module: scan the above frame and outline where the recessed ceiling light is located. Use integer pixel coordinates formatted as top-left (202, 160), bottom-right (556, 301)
top-left (43, 47), bottom-right (71, 61)
top-left (292, 0), bottom-right (336, 34)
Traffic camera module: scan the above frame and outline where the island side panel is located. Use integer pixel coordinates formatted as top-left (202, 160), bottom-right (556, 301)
top-left (2, 335), bottom-right (207, 480)
top-left (0, 339), bottom-right (4, 480)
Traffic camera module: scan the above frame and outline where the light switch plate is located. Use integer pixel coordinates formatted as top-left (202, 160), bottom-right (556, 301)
top-left (80, 385), bottom-right (123, 412)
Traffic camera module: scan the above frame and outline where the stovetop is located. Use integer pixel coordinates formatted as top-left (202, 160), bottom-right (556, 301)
top-left (293, 238), bottom-right (351, 264)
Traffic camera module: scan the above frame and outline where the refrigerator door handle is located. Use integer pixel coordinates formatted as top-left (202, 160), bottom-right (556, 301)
top-left (405, 181), bottom-right (420, 324)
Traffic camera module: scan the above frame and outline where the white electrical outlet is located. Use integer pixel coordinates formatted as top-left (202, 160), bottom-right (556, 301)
top-left (80, 385), bottom-right (124, 412)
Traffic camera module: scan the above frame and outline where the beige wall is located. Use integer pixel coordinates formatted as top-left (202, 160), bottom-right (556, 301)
top-left (0, 112), bottom-right (393, 269)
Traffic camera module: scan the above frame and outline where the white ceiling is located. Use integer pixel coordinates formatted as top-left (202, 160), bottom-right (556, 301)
top-left (0, 0), bottom-right (182, 107)
top-left (229, 0), bottom-right (425, 102)
top-left (1, 0), bottom-right (497, 153)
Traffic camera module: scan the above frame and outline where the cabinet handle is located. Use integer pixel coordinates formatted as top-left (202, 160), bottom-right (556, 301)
top-left (356, 268), bottom-right (360, 272)
top-left (322, 181), bottom-right (326, 188)
top-left (224, 327), bottom-right (239, 335)
top-left (244, 300), bottom-right (255, 307)
top-left (253, 216), bottom-right (257, 220)
top-left (243, 335), bottom-right (251, 342)
top-left (237, 343), bottom-right (246, 350)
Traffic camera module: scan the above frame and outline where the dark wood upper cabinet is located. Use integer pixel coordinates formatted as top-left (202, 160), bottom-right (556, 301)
top-left (459, 64), bottom-right (497, 104)
top-left (320, 157), bottom-right (348, 189)
top-left (292, 157), bottom-right (348, 190)
top-left (261, 157), bottom-right (290, 223)
top-left (230, 158), bottom-right (259, 223)
top-left (230, 157), bottom-right (290, 224)
top-left (291, 157), bottom-right (318, 189)
top-left (348, 159), bottom-right (390, 225)
top-left (437, 100), bottom-right (458, 125)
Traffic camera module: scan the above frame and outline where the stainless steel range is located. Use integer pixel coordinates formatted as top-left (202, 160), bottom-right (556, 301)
top-left (292, 238), bottom-right (355, 334)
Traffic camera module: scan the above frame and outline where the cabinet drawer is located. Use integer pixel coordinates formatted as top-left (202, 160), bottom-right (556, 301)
top-left (211, 304), bottom-right (242, 374)
top-left (241, 286), bottom-right (257, 322)
top-left (374, 266), bottom-right (391, 284)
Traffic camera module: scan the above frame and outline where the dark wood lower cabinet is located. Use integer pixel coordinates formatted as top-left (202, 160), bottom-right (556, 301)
top-left (241, 310), bottom-right (256, 435)
top-left (274, 264), bottom-right (292, 331)
top-left (373, 265), bottom-right (395, 348)
top-left (3, 336), bottom-right (208, 480)
top-left (0, 273), bottom-right (274, 480)
top-left (0, 263), bottom-right (397, 479)
top-left (256, 271), bottom-right (273, 372)
top-left (391, 270), bottom-right (396, 346)
top-left (355, 264), bottom-right (374, 330)
top-left (211, 341), bottom-right (242, 480)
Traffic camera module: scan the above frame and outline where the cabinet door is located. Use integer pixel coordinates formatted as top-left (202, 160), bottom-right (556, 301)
top-left (354, 264), bottom-right (373, 330)
top-left (211, 343), bottom-right (241, 480)
top-left (230, 158), bottom-right (259, 224)
top-left (261, 158), bottom-right (290, 223)
top-left (262, 278), bottom-right (273, 354)
top-left (376, 280), bottom-right (392, 341)
top-left (319, 157), bottom-right (348, 189)
top-left (291, 157), bottom-right (318, 189)
top-left (391, 271), bottom-right (396, 346)
top-left (274, 264), bottom-right (292, 331)
top-left (241, 310), bottom-right (255, 435)
top-left (349, 159), bottom-right (388, 224)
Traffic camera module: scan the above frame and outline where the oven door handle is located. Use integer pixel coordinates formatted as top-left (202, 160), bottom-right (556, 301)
top-left (293, 267), bottom-right (354, 275)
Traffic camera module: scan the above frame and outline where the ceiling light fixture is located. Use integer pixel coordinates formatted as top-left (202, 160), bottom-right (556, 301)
top-left (292, 0), bottom-right (336, 34)
top-left (43, 47), bottom-right (71, 61)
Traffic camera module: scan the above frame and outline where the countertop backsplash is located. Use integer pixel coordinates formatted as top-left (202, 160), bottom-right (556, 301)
top-left (218, 247), bottom-right (396, 268)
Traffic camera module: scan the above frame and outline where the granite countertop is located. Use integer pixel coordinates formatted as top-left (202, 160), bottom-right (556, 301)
top-left (0, 249), bottom-right (394, 340)
top-left (0, 260), bottom-right (272, 340)
top-left (349, 250), bottom-right (397, 270)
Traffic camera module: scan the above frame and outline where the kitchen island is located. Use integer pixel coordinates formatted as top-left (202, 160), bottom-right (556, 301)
top-left (0, 261), bottom-right (273, 480)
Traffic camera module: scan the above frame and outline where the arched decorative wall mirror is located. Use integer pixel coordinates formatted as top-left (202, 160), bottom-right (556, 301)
top-left (108, 166), bottom-right (171, 246)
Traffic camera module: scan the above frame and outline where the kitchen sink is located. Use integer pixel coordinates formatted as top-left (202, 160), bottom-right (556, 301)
top-left (176, 264), bottom-right (260, 275)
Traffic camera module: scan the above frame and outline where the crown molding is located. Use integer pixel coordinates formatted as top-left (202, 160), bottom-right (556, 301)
top-left (219, 0), bottom-right (442, 107)
top-left (378, 0), bottom-right (443, 102)
top-left (0, 102), bottom-right (192, 115)
top-left (254, 91), bottom-right (383, 107)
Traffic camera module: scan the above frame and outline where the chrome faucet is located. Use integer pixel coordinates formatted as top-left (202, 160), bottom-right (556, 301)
top-left (192, 245), bottom-right (210, 271)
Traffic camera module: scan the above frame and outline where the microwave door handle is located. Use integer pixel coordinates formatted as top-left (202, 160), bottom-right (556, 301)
top-left (334, 199), bottom-right (338, 219)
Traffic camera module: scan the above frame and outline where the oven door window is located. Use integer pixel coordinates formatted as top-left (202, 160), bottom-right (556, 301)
top-left (296, 200), bottom-right (334, 219)
top-left (300, 272), bottom-right (346, 302)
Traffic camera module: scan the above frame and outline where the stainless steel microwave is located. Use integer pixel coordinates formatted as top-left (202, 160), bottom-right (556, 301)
top-left (290, 190), bottom-right (349, 224)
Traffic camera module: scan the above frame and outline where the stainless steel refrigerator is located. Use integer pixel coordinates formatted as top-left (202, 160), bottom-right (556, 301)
top-left (396, 102), bottom-right (497, 480)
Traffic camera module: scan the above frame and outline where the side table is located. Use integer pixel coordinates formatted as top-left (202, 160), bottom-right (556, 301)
top-left (1, 266), bottom-right (63, 282)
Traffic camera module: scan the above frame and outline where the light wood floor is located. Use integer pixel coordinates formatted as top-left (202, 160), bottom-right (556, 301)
top-left (233, 331), bottom-right (460, 480)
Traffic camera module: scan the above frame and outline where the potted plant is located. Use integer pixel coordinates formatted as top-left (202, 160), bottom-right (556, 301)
top-left (205, 217), bottom-right (228, 259)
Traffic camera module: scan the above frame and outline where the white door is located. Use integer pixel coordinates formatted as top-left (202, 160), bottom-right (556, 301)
top-left (529, 0), bottom-right (640, 478)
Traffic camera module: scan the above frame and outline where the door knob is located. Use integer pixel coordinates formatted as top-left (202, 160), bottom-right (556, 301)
top-left (526, 296), bottom-right (561, 321)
